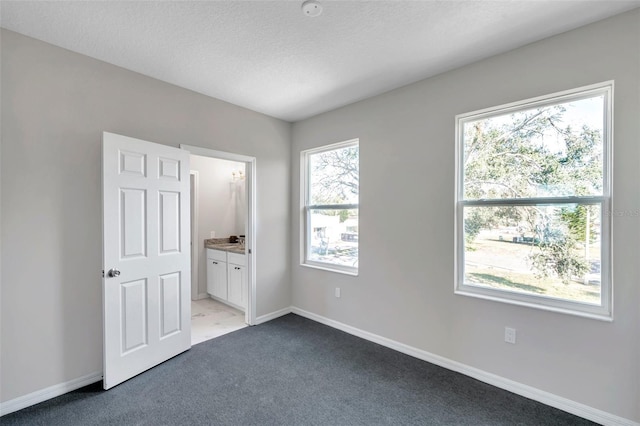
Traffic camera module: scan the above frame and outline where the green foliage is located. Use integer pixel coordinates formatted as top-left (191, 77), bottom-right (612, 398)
top-left (529, 237), bottom-right (589, 284)
top-left (464, 207), bottom-right (499, 244)
top-left (464, 211), bottom-right (484, 244)
top-left (310, 146), bottom-right (359, 205)
top-left (560, 205), bottom-right (597, 243)
top-left (464, 105), bottom-right (603, 200)
top-left (464, 96), bottom-right (603, 282)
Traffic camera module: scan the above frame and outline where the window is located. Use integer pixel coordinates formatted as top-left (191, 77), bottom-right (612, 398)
top-left (302, 139), bottom-right (359, 275)
top-left (455, 82), bottom-right (612, 319)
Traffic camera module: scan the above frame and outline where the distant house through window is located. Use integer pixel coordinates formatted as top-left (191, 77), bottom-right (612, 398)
top-left (455, 82), bottom-right (612, 319)
top-left (301, 139), bottom-right (359, 275)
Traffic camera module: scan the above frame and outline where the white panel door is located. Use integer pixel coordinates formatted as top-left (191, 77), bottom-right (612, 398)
top-left (102, 132), bottom-right (191, 389)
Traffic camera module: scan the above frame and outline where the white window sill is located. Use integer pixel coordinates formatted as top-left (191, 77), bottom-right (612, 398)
top-left (300, 262), bottom-right (359, 276)
top-left (455, 286), bottom-right (613, 322)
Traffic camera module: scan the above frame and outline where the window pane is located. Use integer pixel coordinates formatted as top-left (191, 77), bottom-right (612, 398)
top-left (463, 96), bottom-right (604, 199)
top-left (309, 209), bottom-right (358, 268)
top-left (309, 145), bottom-right (359, 205)
top-left (463, 204), bottom-right (601, 304)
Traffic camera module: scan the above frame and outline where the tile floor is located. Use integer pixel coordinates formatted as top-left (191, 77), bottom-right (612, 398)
top-left (191, 297), bottom-right (247, 345)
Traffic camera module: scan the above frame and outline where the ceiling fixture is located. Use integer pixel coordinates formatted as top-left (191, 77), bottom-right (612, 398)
top-left (301, 0), bottom-right (323, 17)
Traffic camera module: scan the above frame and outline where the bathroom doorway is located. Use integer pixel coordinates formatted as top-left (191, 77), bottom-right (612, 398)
top-left (183, 144), bottom-right (257, 345)
top-left (191, 298), bottom-right (246, 345)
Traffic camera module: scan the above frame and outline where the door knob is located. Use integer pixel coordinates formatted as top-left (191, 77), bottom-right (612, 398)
top-left (107, 268), bottom-right (121, 278)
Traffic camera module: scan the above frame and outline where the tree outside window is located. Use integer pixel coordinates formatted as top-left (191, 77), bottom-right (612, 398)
top-left (302, 140), bottom-right (359, 274)
top-left (456, 83), bottom-right (612, 319)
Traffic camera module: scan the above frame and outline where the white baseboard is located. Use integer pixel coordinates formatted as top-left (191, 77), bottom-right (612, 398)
top-left (0, 306), bottom-right (292, 415)
top-left (254, 306), bottom-right (293, 325)
top-left (3, 310), bottom-right (636, 426)
top-left (291, 306), bottom-right (638, 426)
top-left (0, 371), bottom-right (102, 417)
top-left (194, 292), bottom-right (209, 300)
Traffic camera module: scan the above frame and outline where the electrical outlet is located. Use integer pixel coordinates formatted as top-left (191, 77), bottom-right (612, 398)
top-left (504, 327), bottom-right (516, 344)
top-left (210, 231), bottom-right (216, 238)
top-left (335, 287), bottom-right (341, 298)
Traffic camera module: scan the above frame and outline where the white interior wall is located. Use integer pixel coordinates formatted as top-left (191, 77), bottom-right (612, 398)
top-left (190, 154), bottom-right (246, 296)
top-left (1, 9), bottom-right (639, 423)
top-left (291, 10), bottom-right (639, 422)
top-left (0, 29), bottom-right (291, 404)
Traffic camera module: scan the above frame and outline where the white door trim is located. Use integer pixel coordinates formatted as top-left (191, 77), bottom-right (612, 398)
top-left (190, 171), bottom-right (204, 300)
top-left (181, 144), bottom-right (257, 326)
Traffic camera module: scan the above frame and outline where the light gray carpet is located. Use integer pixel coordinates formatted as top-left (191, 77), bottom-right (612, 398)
top-left (3, 314), bottom-right (596, 425)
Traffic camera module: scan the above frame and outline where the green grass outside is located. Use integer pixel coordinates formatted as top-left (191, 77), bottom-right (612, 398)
top-left (465, 237), bottom-right (601, 304)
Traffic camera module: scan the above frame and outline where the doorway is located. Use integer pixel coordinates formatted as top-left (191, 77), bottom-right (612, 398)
top-left (182, 144), bottom-right (257, 341)
top-left (191, 298), bottom-right (246, 344)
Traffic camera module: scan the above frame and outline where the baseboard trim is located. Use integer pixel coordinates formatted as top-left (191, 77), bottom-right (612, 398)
top-left (254, 306), bottom-right (293, 325)
top-left (291, 307), bottom-right (638, 426)
top-left (0, 371), bottom-right (103, 417)
top-left (3, 311), bottom-right (636, 425)
top-left (0, 306), bottom-right (293, 415)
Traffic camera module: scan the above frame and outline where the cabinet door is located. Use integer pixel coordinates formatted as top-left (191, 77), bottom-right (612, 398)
top-left (207, 259), bottom-right (227, 299)
top-left (227, 264), bottom-right (245, 307)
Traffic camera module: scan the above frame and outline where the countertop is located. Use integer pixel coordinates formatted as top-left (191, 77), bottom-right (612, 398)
top-left (204, 238), bottom-right (246, 255)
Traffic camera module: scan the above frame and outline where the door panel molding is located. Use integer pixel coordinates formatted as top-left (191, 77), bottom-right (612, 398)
top-left (103, 132), bottom-right (191, 390)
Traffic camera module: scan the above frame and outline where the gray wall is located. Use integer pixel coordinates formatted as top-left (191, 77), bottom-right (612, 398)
top-left (0, 29), bottom-right (291, 402)
top-left (291, 10), bottom-right (639, 422)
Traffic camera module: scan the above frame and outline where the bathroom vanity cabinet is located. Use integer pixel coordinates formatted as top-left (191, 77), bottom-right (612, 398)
top-left (206, 248), bottom-right (246, 311)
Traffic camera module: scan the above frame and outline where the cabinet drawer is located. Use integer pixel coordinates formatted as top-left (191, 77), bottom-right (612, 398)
top-left (227, 252), bottom-right (246, 266)
top-left (206, 248), bottom-right (227, 262)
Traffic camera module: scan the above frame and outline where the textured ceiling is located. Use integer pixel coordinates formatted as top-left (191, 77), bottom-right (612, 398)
top-left (1, 1), bottom-right (638, 122)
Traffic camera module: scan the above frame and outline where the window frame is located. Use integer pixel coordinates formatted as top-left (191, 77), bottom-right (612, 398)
top-left (301, 139), bottom-right (359, 276)
top-left (454, 82), bottom-right (613, 320)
